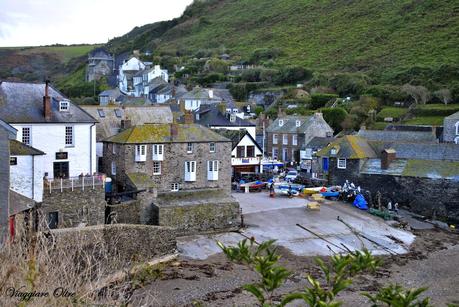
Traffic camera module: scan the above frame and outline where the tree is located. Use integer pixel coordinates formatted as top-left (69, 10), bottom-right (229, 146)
top-left (434, 88), bottom-right (452, 105)
top-left (321, 107), bottom-right (348, 133)
top-left (401, 84), bottom-right (431, 105)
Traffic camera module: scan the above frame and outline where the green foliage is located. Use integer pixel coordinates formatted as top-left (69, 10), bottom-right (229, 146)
top-left (412, 103), bottom-right (459, 116)
top-left (364, 85), bottom-right (407, 105)
top-left (364, 284), bottom-right (431, 307)
top-left (205, 58), bottom-right (229, 73)
top-left (376, 107), bottom-right (409, 121)
top-left (310, 94), bottom-right (339, 109)
top-left (250, 48), bottom-right (284, 64)
top-left (322, 107), bottom-right (348, 133)
top-left (130, 264), bottom-right (164, 289)
top-left (328, 73), bottom-right (371, 97)
top-left (274, 66), bottom-right (313, 85)
top-left (254, 106), bottom-right (264, 116)
top-left (228, 82), bottom-right (269, 101)
top-left (403, 116), bottom-right (445, 126)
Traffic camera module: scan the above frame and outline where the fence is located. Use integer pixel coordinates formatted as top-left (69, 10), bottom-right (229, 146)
top-left (45, 175), bottom-right (105, 193)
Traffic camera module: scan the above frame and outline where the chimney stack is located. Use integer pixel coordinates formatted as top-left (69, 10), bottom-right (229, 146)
top-left (43, 80), bottom-right (51, 120)
top-left (381, 149), bottom-right (396, 170)
top-left (184, 111), bottom-right (194, 124)
top-left (121, 119), bottom-right (132, 129)
top-left (170, 123), bottom-right (178, 140)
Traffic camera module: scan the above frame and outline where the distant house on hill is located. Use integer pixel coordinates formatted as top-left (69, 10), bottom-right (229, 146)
top-left (86, 48), bottom-right (114, 82)
top-left (180, 87), bottom-right (223, 111)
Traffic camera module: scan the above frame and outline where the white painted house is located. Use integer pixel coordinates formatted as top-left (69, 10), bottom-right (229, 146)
top-left (181, 87), bottom-right (223, 111)
top-left (0, 81), bottom-right (97, 180)
top-left (216, 130), bottom-right (263, 175)
top-left (9, 140), bottom-right (45, 202)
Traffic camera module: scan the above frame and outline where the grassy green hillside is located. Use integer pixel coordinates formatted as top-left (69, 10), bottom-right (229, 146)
top-left (110, 0), bottom-right (458, 84)
top-left (0, 44), bottom-right (100, 81)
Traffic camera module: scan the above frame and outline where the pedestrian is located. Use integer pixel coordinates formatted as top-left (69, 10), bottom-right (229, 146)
top-left (394, 202), bottom-right (399, 213)
top-left (387, 201), bottom-right (392, 211)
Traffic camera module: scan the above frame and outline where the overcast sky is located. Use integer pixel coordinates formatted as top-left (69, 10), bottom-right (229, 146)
top-left (0, 0), bottom-right (193, 47)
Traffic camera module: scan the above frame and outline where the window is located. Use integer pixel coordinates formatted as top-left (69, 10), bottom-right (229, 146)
top-left (230, 114), bottom-right (236, 122)
top-left (135, 145), bottom-right (147, 162)
top-left (187, 142), bottom-right (193, 153)
top-left (112, 144), bottom-right (117, 154)
top-left (455, 121), bottom-right (459, 135)
top-left (296, 120), bottom-right (301, 127)
top-left (97, 109), bottom-right (106, 118)
top-left (292, 135), bottom-right (297, 146)
top-left (65, 126), bottom-right (74, 146)
top-left (279, 119), bottom-right (284, 127)
top-left (246, 146), bottom-right (255, 157)
top-left (283, 148), bottom-right (288, 161)
top-left (114, 109), bottom-right (122, 118)
top-left (10, 157), bottom-right (17, 165)
top-left (330, 148), bottom-right (337, 155)
top-left (111, 161), bottom-right (116, 175)
top-left (209, 142), bottom-right (216, 153)
top-left (455, 136), bottom-right (459, 144)
top-left (272, 148), bottom-right (278, 159)
top-left (171, 183), bottom-right (179, 192)
top-left (273, 134), bottom-right (278, 145)
top-left (153, 162), bottom-right (161, 175)
top-left (207, 160), bottom-right (219, 181)
top-left (59, 100), bottom-right (69, 111)
top-left (337, 158), bottom-right (347, 169)
top-left (185, 161), bottom-right (196, 181)
top-left (237, 146), bottom-right (245, 158)
top-left (283, 134), bottom-right (288, 145)
top-left (152, 144), bottom-right (164, 161)
top-left (22, 127), bottom-right (31, 145)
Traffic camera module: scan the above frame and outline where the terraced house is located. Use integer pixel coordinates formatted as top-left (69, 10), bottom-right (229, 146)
top-left (266, 113), bottom-right (333, 164)
top-left (102, 123), bottom-right (240, 234)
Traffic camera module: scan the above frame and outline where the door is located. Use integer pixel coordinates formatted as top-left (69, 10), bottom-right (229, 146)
top-left (53, 162), bottom-right (69, 178)
top-left (48, 212), bottom-right (58, 229)
top-left (322, 158), bottom-right (329, 172)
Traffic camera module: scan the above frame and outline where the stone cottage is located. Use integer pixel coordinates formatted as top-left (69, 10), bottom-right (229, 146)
top-left (102, 122), bottom-right (240, 234)
top-left (266, 113), bottom-right (333, 164)
top-left (443, 111), bottom-right (459, 144)
top-left (316, 135), bottom-right (459, 222)
top-left (86, 48), bottom-right (114, 82)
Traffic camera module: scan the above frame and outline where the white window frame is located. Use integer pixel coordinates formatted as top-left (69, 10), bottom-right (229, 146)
top-left (279, 119), bottom-right (284, 127)
top-left (292, 134), bottom-right (297, 146)
top-left (337, 158), bottom-right (347, 169)
top-left (135, 145), bottom-right (147, 162)
top-left (207, 160), bottom-right (219, 181)
top-left (272, 148), bottom-right (278, 159)
top-left (296, 120), bottom-right (301, 127)
top-left (185, 161), bottom-right (197, 182)
top-left (65, 126), bottom-right (74, 147)
top-left (59, 100), bottom-right (69, 111)
top-left (455, 136), bottom-right (459, 144)
top-left (111, 161), bottom-right (116, 175)
top-left (21, 127), bottom-right (31, 145)
top-left (187, 142), bottom-right (193, 153)
top-left (455, 121), bottom-right (459, 135)
top-left (283, 134), bottom-right (288, 145)
top-left (273, 134), bottom-right (278, 145)
top-left (153, 161), bottom-right (161, 175)
top-left (209, 142), bottom-right (216, 153)
top-left (171, 183), bottom-right (179, 192)
top-left (112, 144), bottom-right (117, 154)
top-left (152, 144), bottom-right (164, 161)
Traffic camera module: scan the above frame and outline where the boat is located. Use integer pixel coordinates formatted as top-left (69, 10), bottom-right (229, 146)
top-left (275, 183), bottom-right (304, 197)
top-left (320, 190), bottom-right (340, 198)
top-left (239, 181), bottom-right (266, 191)
top-left (303, 187), bottom-right (324, 195)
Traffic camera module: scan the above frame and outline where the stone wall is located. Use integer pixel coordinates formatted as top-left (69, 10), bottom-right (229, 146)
top-left (357, 173), bottom-right (459, 223)
top-left (0, 129), bottom-right (10, 243)
top-left (327, 157), bottom-right (362, 186)
top-left (443, 117), bottom-right (459, 143)
top-left (266, 132), bottom-right (305, 162)
top-left (41, 186), bottom-right (106, 228)
top-left (151, 189), bottom-right (241, 236)
top-left (46, 224), bottom-right (176, 270)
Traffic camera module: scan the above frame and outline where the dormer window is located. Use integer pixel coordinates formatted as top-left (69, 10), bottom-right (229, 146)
top-left (330, 148), bottom-right (337, 155)
top-left (59, 100), bottom-right (69, 111)
top-left (279, 120), bottom-right (284, 127)
top-left (296, 120), bottom-right (301, 127)
top-left (230, 114), bottom-right (236, 123)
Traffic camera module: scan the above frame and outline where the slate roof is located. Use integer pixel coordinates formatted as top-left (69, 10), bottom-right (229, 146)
top-left (357, 129), bottom-right (437, 143)
top-left (104, 123), bottom-right (230, 144)
top-left (181, 87), bottom-right (222, 101)
top-left (266, 114), bottom-right (333, 135)
top-left (0, 118), bottom-right (17, 138)
top-left (9, 190), bottom-right (35, 216)
top-left (196, 105), bottom-right (255, 128)
top-left (99, 88), bottom-right (122, 98)
top-left (10, 140), bottom-right (45, 156)
top-left (81, 105), bottom-right (173, 141)
top-left (360, 158), bottom-right (459, 180)
top-left (316, 135), bottom-right (377, 159)
top-left (88, 47), bottom-right (113, 60)
top-left (127, 172), bottom-right (155, 190)
top-left (0, 81), bottom-right (96, 124)
top-left (369, 141), bottom-right (459, 161)
top-left (304, 137), bottom-right (335, 150)
top-left (445, 111), bottom-right (459, 119)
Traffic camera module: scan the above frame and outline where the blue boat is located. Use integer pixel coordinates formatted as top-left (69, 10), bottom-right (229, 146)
top-left (320, 191), bottom-right (340, 198)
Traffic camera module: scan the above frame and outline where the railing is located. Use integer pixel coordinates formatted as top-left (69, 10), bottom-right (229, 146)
top-left (45, 175), bottom-right (106, 193)
top-left (232, 157), bottom-right (261, 165)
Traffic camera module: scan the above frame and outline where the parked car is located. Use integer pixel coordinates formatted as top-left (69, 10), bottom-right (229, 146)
top-left (285, 170), bottom-right (298, 182)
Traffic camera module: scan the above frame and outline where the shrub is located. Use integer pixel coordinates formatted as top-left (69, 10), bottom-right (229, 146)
top-left (310, 93), bottom-right (339, 109)
top-left (321, 107), bottom-right (348, 133)
top-left (274, 66), bottom-right (313, 85)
